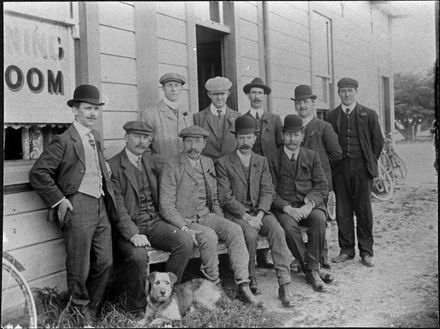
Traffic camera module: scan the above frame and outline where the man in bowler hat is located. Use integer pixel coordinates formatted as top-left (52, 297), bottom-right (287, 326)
top-left (140, 72), bottom-right (192, 170)
top-left (194, 76), bottom-right (240, 162)
top-left (292, 84), bottom-right (343, 269)
top-left (30, 84), bottom-right (116, 325)
top-left (216, 115), bottom-right (295, 307)
top-left (325, 78), bottom-right (383, 267)
top-left (159, 125), bottom-right (264, 307)
top-left (268, 114), bottom-right (335, 292)
top-left (107, 120), bottom-right (194, 315)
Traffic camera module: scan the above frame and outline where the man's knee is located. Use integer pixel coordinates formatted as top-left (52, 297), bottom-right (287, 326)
top-left (126, 247), bottom-right (148, 269)
top-left (173, 233), bottom-right (194, 256)
top-left (197, 228), bottom-right (218, 248)
top-left (308, 210), bottom-right (327, 232)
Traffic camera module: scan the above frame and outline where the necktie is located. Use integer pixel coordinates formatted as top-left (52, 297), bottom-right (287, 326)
top-left (217, 110), bottom-right (222, 118)
top-left (291, 153), bottom-right (297, 174)
top-left (255, 111), bottom-right (260, 120)
top-left (87, 132), bottom-right (96, 148)
top-left (345, 108), bottom-right (350, 115)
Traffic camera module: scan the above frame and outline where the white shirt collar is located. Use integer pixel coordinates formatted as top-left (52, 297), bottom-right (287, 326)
top-left (186, 155), bottom-right (200, 168)
top-left (163, 97), bottom-right (180, 110)
top-left (342, 102), bottom-right (357, 114)
top-left (125, 148), bottom-right (142, 167)
top-left (73, 121), bottom-right (92, 137)
top-left (236, 149), bottom-right (252, 167)
top-left (210, 104), bottom-right (226, 116)
top-left (249, 108), bottom-right (263, 120)
top-left (283, 146), bottom-right (298, 161)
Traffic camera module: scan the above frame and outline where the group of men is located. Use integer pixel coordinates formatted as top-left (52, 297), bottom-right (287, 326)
top-left (29, 73), bottom-right (383, 325)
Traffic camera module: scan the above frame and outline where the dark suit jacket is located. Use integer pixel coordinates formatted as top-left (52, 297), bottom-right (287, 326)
top-left (303, 117), bottom-right (342, 189)
top-left (29, 124), bottom-right (117, 221)
top-left (245, 111), bottom-right (283, 156)
top-left (159, 153), bottom-right (223, 229)
top-left (267, 146), bottom-right (328, 213)
top-left (193, 106), bottom-right (240, 160)
top-left (216, 151), bottom-right (274, 219)
top-left (325, 103), bottom-right (384, 178)
top-left (108, 149), bottom-right (160, 241)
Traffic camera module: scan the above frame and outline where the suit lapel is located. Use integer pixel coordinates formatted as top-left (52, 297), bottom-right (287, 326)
top-left (249, 154), bottom-right (260, 199)
top-left (181, 154), bottom-right (198, 183)
top-left (142, 155), bottom-right (158, 206)
top-left (261, 112), bottom-right (270, 135)
top-left (280, 147), bottom-right (296, 177)
top-left (204, 108), bottom-right (220, 140)
top-left (335, 106), bottom-right (342, 133)
top-left (159, 100), bottom-right (178, 121)
top-left (69, 125), bottom-right (85, 167)
top-left (121, 150), bottom-right (140, 201)
top-left (230, 152), bottom-right (247, 185)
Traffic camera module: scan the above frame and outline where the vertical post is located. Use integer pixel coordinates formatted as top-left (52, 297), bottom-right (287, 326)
top-left (262, 2), bottom-right (273, 113)
top-left (223, 1), bottom-right (239, 111)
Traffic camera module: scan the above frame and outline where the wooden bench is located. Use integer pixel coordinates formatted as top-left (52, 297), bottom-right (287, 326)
top-left (144, 235), bottom-right (270, 277)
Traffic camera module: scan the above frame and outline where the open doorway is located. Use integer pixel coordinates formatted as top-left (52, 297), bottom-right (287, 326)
top-left (196, 25), bottom-right (224, 110)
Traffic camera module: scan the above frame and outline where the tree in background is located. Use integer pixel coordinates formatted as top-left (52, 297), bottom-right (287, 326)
top-left (394, 66), bottom-right (435, 141)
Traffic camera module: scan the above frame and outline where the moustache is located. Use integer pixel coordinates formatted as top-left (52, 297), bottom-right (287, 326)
top-left (239, 144), bottom-right (252, 150)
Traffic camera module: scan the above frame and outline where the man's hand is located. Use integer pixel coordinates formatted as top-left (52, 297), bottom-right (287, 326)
top-left (187, 228), bottom-right (203, 246)
top-left (299, 202), bottom-right (313, 219)
top-left (130, 234), bottom-right (151, 247)
top-left (57, 198), bottom-right (73, 224)
top-left (242, 213), bottom-right (262, 231)
top-left (283, 205), bottom-right (302, 222)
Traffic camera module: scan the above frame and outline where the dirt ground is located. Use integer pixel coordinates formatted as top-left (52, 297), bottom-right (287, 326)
top-left (252, 141), bottom-right (438, 327)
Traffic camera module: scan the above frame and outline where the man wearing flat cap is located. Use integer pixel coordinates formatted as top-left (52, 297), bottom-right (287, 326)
top-left (140, 72), bottom-right (192, 170)
top-left (30, 84), bottom-right (116, 325)
top-left (292, 84), bottom-right (342, 269)
top-left (159, 125), bottom-right (264, 308)
top-left (267, 114), bottom-right (335, 292)
top-left (193, 76), bottom-right (240, 162)
top-left (216, 115), bottom-right (295, 307)
top-left (107, 120), bottom-right (194, 315)
top-left (325, 77), bottom-right (383, 267)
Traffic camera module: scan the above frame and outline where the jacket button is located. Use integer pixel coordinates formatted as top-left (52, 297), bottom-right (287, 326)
top-left (80, 170), bottom-right (84, 174)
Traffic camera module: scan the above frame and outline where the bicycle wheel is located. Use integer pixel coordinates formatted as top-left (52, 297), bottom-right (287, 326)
top-left (372, 162), bottom-right (394, 201)
top-left (380, 152), bottom-right (394, 180)
top-left (2, 255), bottom-right (38, 328)
top-left (392, 154), bottom-right (408, 179)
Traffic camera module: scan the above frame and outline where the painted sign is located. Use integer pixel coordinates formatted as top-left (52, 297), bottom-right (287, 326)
top-left (4, 13), bottom-right (75, 123)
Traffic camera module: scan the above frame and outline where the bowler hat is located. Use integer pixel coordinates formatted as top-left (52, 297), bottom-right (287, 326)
top-left (205, 76), bottom-right (232, 92)
top-left (337, 77), bottom-right (359, 89)
top-left (283, 114), bottom-right (304, 133)
top-left (179, 125), bottom-right (210, 139)
top-left (123, 120), bottom-right (153, 135)
top-left (232, 115), bottom-right (259, 135)
top-left (243, 77), bottom-right (271, 95)
top-left (67, 84), bottom-right (106, 107)
top-left (291, 85), bottom-right (317, 101)
top-left (159, 72), bottom-right (186, 85)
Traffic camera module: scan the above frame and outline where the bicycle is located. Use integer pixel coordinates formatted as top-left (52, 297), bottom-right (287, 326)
top-left (383, 135), bottom-right (408, 179)
top-left (2, 234), bottom-right (38, 328)
top-left (372, 152), bottom-right (394, 201)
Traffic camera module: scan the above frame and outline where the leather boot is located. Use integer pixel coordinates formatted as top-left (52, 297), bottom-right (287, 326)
top-left (249, 276), bottom-right (261, 295)
top-left (237, 283), bottom-right (264, 308)
top-left (278, 283), bottom-right (295, 307)
top-left (256, 249), bottom-right (274, 268)
top-left (305, 269), bottom-right (326, 292)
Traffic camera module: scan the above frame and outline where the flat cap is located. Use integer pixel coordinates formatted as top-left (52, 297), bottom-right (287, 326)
top-left (123, 120), bottom-right (153, 135)
top-left (159, 72), bottom-right (186, 85)
top-left (179, 125), bottom-right (210, 138)
top-left (337, 77), bottom-right (359, 89)
top-left (205, 76), bottom-right (232, 92)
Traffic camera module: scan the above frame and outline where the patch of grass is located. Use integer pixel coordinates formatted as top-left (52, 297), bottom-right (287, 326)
top-left (35, 286), bottom-right (283, 328)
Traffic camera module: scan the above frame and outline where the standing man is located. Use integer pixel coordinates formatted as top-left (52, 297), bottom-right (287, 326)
top-left (325, 77), bottom-right (384, 267)
top-left (193, 76), bottom-right (240, 162)
top-left (216, 115), bottom-right (295, 307)
top-left (268, 114), bottom-right (334, 292)
top-left (292, 84), bottom-right (343, 268)
top-left (107, 121), bottom-right (194, 315)
top-left (243, 77), bottom-right (283, 156)
top-left (29, 84), bottom-right (116, 325)
top-left (159, 125), bottom-right (263, 308)
top-left (140, 73), bottom-right (192, 169)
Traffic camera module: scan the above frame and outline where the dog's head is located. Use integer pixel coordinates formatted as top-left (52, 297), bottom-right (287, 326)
top-left (147, 271), bottom-right (177, 303)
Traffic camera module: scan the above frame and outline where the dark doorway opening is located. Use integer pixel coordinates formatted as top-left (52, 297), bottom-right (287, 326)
top-left (196, 25), bottom-right (225, 111)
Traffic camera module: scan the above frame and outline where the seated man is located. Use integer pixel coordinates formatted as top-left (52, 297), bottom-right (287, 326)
top-left (216, 115), bottom-right (295, 307)
top-left (108, 121), bottom-right (194, 314)
top-left (159, 125), bottom-right (263, 308)
top-left (267, 114), bottom-right (335, 292)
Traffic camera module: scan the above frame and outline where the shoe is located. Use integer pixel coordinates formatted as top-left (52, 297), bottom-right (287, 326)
top-left (317, 268), bottom-right (334, 283)
top-left (81, 304), bottom-right (97, 327)
top-left (332, 253), bottom-right (354, 263)
top-left (237, 283), bottom-right (264, 308)
top-left (249, 276), bottom-right (261, 295)
top-left (278, 283), bottom-right (295, 307)
top-left (257, 249), bottom-right (274, 268)
top-left (290, 259), bottom-right (302, 273)
top-left (321, 256), bottom-right (332, 269)
top-left (361, 255), bottom-right (374, 267)
top-left (305, 270), bottom-right (326, 292)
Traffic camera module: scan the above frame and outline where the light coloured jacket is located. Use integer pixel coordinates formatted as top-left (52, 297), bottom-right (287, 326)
top-left (159, 152), bottom-right (223, 229)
